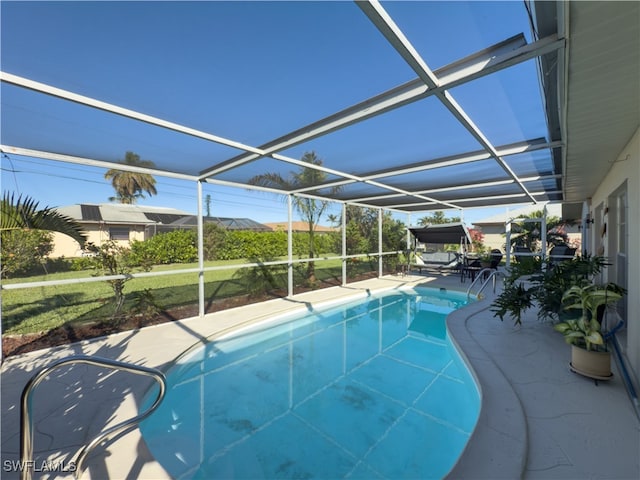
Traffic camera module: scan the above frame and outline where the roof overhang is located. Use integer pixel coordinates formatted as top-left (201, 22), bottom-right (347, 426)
top-left (533, 1), bottom-right (639, 204)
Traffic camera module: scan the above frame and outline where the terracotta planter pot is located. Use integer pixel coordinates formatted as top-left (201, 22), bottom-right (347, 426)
top-left (570, 345), bottom-right (612, 379)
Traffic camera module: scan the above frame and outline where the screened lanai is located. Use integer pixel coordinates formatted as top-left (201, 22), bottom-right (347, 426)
top-left (1, 1), bottom-right (563, 210)
top-left (2, 3), bottom-right (640, 478)
top-left (0, 0), bottom-right (577, 340)
top-left (2, 1), bottom-right (568, 329)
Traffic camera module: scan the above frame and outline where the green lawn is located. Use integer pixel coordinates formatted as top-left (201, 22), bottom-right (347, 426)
top-left (1, 257), bottom-right (378, 335)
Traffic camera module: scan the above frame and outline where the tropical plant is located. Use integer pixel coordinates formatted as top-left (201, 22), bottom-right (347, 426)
top-left (104, 151), bottom-right (157, 204)
top-left (508, 209), bottom-right (570, 250)
top-left (491, 255), bottom-right (612, 326)
top-left (531, 255), bottom-right (608, 322)
top-left (491, 282), bottom-right (534, 326)
top-left (1, 192), bottom-right (87, 247)
top-left (554, 283), bottom-right (625, 351)
top-left (249, 151), bottom-right (339, 283)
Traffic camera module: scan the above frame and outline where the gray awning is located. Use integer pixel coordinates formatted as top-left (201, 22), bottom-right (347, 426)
top-left (409, 222), bottom-right (472, 245)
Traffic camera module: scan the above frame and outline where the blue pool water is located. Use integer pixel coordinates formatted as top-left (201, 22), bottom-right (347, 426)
top-left (140, 288), bottom-right (479, 479)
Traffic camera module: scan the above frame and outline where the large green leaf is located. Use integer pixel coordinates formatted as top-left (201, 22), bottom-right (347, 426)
top-left (1, 192), bottom-right (87, 248)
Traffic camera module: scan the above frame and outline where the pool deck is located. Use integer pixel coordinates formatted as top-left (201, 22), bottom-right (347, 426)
top-left (1, 271), bottom-right (639, 479)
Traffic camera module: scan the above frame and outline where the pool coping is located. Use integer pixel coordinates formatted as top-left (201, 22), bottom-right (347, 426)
top-left (445, 298), bottom-right (527, 479)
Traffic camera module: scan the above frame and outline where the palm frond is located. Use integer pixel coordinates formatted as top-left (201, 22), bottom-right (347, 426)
top-left (1, 192), bottom-right (87, 248)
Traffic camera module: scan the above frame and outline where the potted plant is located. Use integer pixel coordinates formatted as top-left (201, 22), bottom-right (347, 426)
top-left (553, 283), bottom-right (625, 379)
top-left (491, 255), bottom-right (608, 326)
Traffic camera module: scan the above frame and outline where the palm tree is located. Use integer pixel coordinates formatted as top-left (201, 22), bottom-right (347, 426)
top-left (249, 151), bottom-right (339, 283)
top-left (1, 192), bottom-right (87, 247)
top-left (104, 151), bottom-right (157, 204)
top-left (510, 210), bottom-right (567, 249)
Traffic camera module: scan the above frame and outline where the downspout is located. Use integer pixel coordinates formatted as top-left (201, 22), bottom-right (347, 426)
top-left (541, 204), bottom-right (548, 265)
top-left (505, 218), bottom-right (512, 268)
top-left (581, 200), bottom-right (591, 255)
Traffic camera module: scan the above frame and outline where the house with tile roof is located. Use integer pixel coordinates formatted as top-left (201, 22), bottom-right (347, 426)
top-left (471, 203), bottom-right (581, 254)
top-left (263, 222), bottom-right (338, 233)
top-left (51, 203), bottom-right (270, 257)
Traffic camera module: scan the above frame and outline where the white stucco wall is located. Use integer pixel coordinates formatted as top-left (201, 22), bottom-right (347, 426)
top-left (50, 224), bottom-right (147, 257)
top-left (590, 127), bottom-right (639, 384)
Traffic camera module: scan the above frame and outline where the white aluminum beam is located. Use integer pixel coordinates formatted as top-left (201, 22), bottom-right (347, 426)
top-left (198, 32), bottom-right (561, 179)
top-left (0, 72), bottom-right (264, 157)
top-left (290, 138), bottom-right (561, 195)
top-left (357, 0), bottom-right (540, 204)
top-left (0, 145), bottom-right (198, 181)
top-left (349, 174), bottom-right (562, 203)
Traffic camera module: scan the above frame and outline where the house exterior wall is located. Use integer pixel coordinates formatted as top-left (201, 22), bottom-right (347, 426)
top-left (476, 223), bottom-right (580, 254)
top-left (50, 223), bottom-right (147, 257)
top-left (589, 127), bottom-right (639, 385)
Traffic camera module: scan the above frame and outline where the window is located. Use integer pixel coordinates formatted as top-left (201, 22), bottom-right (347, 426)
top-left (109, 227), bottom-right (130, 241)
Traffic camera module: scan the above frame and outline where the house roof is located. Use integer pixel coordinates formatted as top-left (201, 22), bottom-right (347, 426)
top-left (55, 203), bottom-right (190, 225)
top-left (55, 204), bottom-right (269, 230)
top-left (172, 216), bottom-right (271, 231)
top-left (264, 222), bottom-right (338, 233)
top-left (472, 203), bottom-right (563, 226)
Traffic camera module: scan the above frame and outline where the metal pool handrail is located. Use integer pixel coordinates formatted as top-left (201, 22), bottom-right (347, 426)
top-left (466, 268), bottom-right (504, 299)
top-left (20, 354), bottom-right (166, 480)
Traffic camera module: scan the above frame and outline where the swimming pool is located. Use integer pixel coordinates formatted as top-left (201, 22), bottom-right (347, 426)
top-left (140, 287), bottom-right (480, 479)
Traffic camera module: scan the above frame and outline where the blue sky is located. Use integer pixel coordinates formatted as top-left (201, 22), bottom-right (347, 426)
top-left (1, 1), bottom-right (543, 226)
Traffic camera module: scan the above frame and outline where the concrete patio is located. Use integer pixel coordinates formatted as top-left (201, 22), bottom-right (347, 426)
top-left (1, 272), bottom-right (638, 479)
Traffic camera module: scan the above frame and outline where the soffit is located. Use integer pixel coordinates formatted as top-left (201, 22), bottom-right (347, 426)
top-left (562, 1), bottom-right (640, 202)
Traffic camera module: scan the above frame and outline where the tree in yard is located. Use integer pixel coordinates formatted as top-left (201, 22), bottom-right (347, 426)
top-left (510, 210), bottom-right (566, 250)
top-left (418, 210), bottom-right (461, 226)
top-left (87, 240), bottom-right (152, 320)
top-left (104, 151), bottom-right (157, 204)
top-left (249, 151), bottom-right (339, 284)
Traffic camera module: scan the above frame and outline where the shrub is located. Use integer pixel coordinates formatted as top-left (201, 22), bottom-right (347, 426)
top-left (215, 231), bottom-right (288, 260)
top-left (203, 223), bottom-right (228, 260)
top-left (70, 256), bottom-right (97, 271)
top-left (1, 229), bottom-right (53, 278)
top-left (130, 229), bottom-right (197, 265)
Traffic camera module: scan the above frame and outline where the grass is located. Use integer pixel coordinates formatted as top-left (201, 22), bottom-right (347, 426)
top-left (2, 257), bottom-right (380, 335)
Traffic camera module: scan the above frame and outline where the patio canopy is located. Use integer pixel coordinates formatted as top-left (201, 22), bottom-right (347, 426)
top-left (408, 223), bottom-right (472, 246)
top-left (1, 1), bottom-right (638, 215)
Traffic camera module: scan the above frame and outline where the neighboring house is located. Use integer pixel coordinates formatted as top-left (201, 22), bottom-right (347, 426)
top-left (50, 203), bottom-right (270, 257)
top-left (264, 222), bottom-right (338, 233)
top-left (164, 216), bottom-right (271, 233)
top-left (471, 203), bottom-right (581, 254)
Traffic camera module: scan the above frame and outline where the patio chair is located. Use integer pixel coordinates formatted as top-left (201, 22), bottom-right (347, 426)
top-left (513, 245), bottom-right (532, 263)
top-left (409, 252), bottom-right (429, 273)
top-left (549, 244), bottom-right (576, 267)
top-left (489, 249), bottom-right (503, 269)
